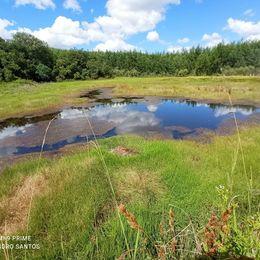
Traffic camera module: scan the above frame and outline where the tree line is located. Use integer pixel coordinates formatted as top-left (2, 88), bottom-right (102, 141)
top-left (0, 32), bottom-right (260, 82)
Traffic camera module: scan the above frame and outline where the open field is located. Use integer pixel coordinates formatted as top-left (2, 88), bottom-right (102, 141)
top-left (0, 125), bottom-right (259, 258)
top-left (0, 76), bottom-right (260, 120)
top-left (0, 76), bottom-right (259, 258)
top-left (1, 3), bottom-right (260, 258)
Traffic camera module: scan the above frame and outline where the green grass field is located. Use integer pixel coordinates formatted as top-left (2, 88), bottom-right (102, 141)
top-left (0, 77), bottom-right (259, 258)
top-left (0, 127), bottom-right (259, 258)
top-left (0, 76), bottom-right (260, 119)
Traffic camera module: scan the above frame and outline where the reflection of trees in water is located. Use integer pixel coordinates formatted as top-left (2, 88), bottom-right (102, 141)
top-left (185, 100), bottom-right (197, 107)
top-left (96, 99), bottom-right (138, 107)
top-left (1, 98), bottom-right (257, 132)
top-left (0, 112), bottom-right (59, 131)
top-left (162, 98), bottom-right (256, 111)
top-left (209, 103), bottom-right (255, 112)
top-left (162, 99), bottom-right (198, 107)
top-left (162, 99), bottom-right (205, 107)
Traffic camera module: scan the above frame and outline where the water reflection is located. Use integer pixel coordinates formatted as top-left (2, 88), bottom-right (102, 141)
top-left (0, 98), bottom-right (259, 158)
top-left (0, 125), bottom-right (32, 140)
top-left (214, 107), bottom-right (254, 117)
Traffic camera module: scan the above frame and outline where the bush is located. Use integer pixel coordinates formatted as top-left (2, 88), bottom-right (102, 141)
top-left (35, 64), bottom-right (52, 81)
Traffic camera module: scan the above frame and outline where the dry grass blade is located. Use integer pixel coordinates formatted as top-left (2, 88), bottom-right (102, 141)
top-left (169, 208), bottom-right (175, 232)
top-left (40, 117), bottom-right (56, 157)
top-left (25, 116), bottom-right (56, 259)
top-left (3, 221), bottom-right (9, 260)
top-left (118, 204), bottom-right (143, 232)
top-left (169, 204), bottom-right (202, 255)
top-left (156, 245), bottom-right (166, 260)
top-left (228, 93), bottom-right (251, 213)
top-left (27, 116), bottom-right (56, 231)
top-left (81, 110), bottom-right (131, 253)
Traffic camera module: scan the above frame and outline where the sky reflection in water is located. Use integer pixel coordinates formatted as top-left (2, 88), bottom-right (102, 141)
top-left (0, 99), bottom-right (259, 158)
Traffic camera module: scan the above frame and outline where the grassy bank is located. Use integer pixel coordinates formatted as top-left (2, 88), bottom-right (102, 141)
top-left (0, 126), bottom-right (259, 258)
top-left (0, 76), bottom-right (260, 120)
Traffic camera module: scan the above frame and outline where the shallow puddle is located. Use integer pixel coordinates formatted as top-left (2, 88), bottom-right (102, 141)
top-left (0, 90), bottom-right (259, 158)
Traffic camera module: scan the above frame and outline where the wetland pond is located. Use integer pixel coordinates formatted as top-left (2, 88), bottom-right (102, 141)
top-left (0, 89), bottom-right (260, 158)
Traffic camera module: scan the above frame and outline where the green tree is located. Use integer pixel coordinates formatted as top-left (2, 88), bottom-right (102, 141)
top-left (9, 32), bottom-right (54, 81)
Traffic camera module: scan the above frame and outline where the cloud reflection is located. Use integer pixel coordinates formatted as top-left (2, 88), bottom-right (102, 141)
top-left (0, 125), bottom-right (32, 140)
top-left (87, 104), bottom-right (160, 134)
top-left (147, 104), bottom-right (158, 112)
top-left (214, 107), bottom-right (254, 117)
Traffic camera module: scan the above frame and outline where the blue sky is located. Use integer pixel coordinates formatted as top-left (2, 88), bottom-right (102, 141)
top-left (0, 0), bottom-right (260, 52)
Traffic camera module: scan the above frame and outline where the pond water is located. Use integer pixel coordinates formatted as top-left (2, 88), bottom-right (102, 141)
top-left (0, 90), bottom-right (259, 158)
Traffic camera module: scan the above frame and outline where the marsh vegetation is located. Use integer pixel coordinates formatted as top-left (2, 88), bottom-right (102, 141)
top-left (0, 33), bottom-right (260, 259)
top-left (0, 83), bottom-right (259, 258)
top-left (0, 125), bottom-right (259, 258)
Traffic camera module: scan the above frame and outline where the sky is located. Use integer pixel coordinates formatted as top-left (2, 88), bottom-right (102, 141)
top-left (0, 0), bottom-right (260, 52)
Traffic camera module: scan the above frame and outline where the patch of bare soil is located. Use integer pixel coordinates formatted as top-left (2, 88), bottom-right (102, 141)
top-left (0, 174), bottom-right (47, 235)
top-left (111, 146), bottom-right (136, 156)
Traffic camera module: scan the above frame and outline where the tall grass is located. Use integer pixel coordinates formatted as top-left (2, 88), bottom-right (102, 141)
top-left (82, 109), bottom-right (131, 255)
top-left (228, 94), bottom-right (253, 214)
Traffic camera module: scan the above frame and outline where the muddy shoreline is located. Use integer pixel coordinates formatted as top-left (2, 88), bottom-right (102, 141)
top-left (1, 112), bottom-right (260, 173)
top-left (1, 86), bottom-right (259, 123)
top-left (0, 87), bottom-right (260, 172)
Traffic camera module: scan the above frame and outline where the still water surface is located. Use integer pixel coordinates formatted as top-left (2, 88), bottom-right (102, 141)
top-left (0, 92), bottom-right (259, 158)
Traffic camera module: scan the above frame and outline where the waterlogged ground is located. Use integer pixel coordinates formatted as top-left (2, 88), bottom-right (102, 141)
top-left (0, 86), bottom-right (260, 258)
top-left (0, 89), bottom-right (259, 158)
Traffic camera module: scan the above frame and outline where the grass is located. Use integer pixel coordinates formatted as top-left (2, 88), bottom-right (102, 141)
top-left (0, 76), bottom-right (259, 258)
top-left (0, 125), bottom-right (259, 258)
top-left (0, 76), bottom-right (260, 119)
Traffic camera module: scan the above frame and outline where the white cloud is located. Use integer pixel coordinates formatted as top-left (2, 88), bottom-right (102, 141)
top-left (243, 9), bottom-right (255, 17)
top-left (34, 0), bottom-right (181, 49)
top-left (98, 0), bottom-right (180, 37)
top-left (15, 0), bottom-right (55, 9)
top-left (94, 39), bottom-right (136, 51)
top-left (167, 45), bottom-right (182, 53)
top-left (0, 18), bottom-right (14, 39)
top-left (202, 32), bottom-right (223, 47)
top-left (2, 0), bottom-right (181, 51)
top-left (177, 37), bottom-right (190, 43)
top-left (63, 0), bottom-right (82, 12)
top-left (167, 45), bottom-right (190, 53)
top-left (226, 18), bottom-right (260, 41)
top-left (32, 16), bottom-right (107, 48)
top-left (146, 31), bottom-right (160, 42)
